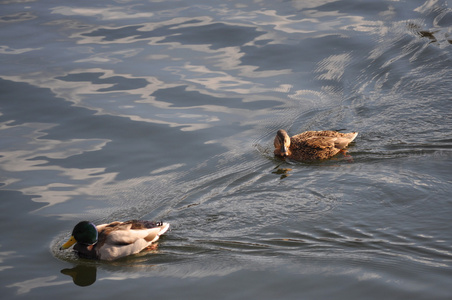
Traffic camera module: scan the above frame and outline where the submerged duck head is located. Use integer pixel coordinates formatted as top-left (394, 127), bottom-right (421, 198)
top-left (274, 129), bottom-right (291, 157)
top-left (60, 221), bottom-right (98, 250)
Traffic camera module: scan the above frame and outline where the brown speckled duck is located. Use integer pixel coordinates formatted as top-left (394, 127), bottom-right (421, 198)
top-left (274, 129), bottom-right (358, 161)
top-left (60, 220), bottom-right (169, 261)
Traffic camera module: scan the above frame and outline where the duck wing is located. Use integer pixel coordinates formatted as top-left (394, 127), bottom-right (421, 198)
top-left (304, 136), bottom-right (337, 149)
top-left (299, 131), bottom-right (358, 150)
top-left (96, 220), bottom-right (170, 260)
top-left (103, 220), bottom-right (169, 245)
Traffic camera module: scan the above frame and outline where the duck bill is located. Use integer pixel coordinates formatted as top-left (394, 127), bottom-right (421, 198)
top-left (280, 145), bottom-right (289, 157)
top-left (60, 236), bottom-right (77, 250)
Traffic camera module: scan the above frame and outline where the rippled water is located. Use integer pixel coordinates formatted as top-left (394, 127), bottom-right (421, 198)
top-left (1, 0), bottom-right (451, 299)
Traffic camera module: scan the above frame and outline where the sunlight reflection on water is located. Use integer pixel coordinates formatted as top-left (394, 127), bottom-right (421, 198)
top-left (1, 0), bottom-right (452, 298)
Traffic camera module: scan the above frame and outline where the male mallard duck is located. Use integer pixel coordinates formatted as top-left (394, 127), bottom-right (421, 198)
top-left (274, 129), bottom-right (358, 161)
top-left (60, 220), bottom-right (169, 261)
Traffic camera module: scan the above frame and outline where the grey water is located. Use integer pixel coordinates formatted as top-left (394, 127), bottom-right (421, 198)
top-left (1, 0), bottom-right (451, 299)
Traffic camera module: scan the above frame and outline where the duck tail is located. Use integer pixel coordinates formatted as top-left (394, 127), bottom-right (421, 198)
top-left (347, 132), bottom-right (358, 142)
top-left (335, 132), bottom-right (358, 149)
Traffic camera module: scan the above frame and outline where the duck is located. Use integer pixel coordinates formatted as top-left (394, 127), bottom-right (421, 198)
top-left (60, 220), bottom-right (170, 261)
top-left (274, 129), bottom-right (358, 161)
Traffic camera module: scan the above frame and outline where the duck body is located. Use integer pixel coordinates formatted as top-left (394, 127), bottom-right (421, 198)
top-left (60, 220), bottom-right (170, 261)
top-left (274, 129), bottom-right (358, 161)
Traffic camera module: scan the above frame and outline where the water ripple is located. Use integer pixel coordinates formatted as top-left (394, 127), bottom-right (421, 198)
top-left (1, 0), bottom-right (452, 297)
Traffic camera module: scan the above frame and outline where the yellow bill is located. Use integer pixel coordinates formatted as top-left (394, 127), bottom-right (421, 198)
top-left (60, 236), bottom-right (77, 250)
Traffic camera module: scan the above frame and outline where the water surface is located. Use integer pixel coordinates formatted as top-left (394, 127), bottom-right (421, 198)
top-left (1, 0), bottom-right (451, 299)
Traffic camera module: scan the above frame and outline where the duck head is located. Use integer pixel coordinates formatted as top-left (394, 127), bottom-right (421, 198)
top-left (60, 221), bottom-right (98, 250)
top-left (274, 129), bottom-right (291, 157)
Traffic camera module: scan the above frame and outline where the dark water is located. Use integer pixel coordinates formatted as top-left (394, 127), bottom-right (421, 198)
top-left (1, 0), bottom-right (451, 298)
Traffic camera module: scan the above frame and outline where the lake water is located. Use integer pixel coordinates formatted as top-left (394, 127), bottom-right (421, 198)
top-left (1, 0), bottom-right (451, 299)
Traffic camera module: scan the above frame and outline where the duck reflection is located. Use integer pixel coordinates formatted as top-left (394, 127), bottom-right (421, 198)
top-left (272, 166), bottom-right (292, 179)
top-left (59, 241), bottom-right (163, 287)
top-left (61, 265), bottom-right (97, 287)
